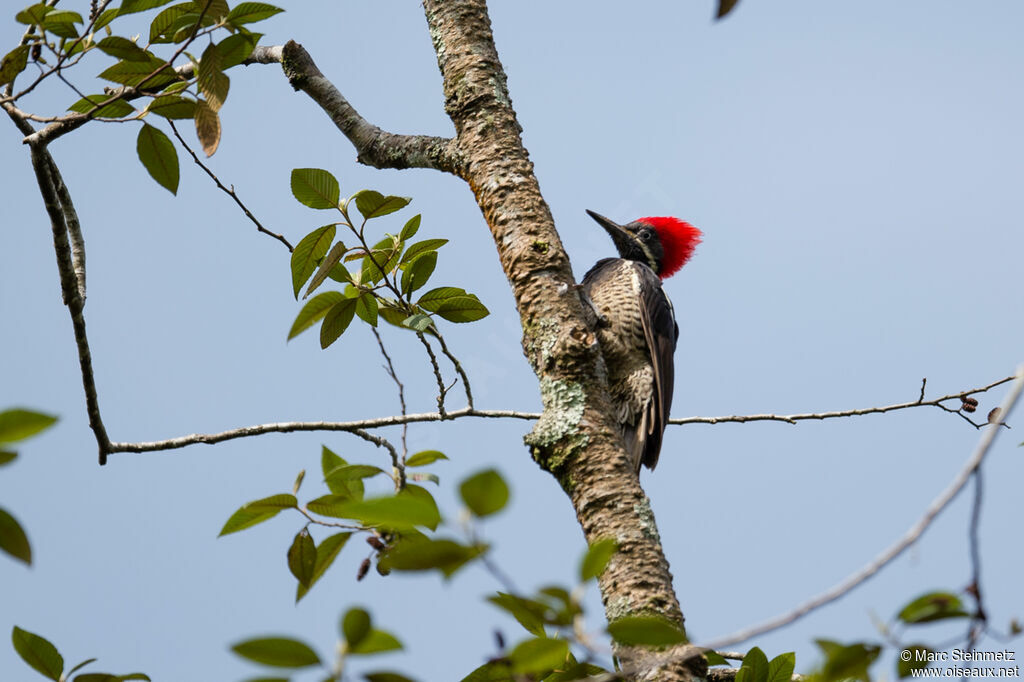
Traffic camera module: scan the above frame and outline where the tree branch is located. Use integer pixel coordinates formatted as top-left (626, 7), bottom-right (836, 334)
top-left (701, 366), bottom-right (1024, 650)
top-left (259, 41), bottom-right (466, 174)
top-left (26, 140), bottom-right (112, 464)
top-left (671, 375), bottom-right (1015, 427)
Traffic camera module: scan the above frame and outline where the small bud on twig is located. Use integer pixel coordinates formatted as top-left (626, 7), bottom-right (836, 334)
top-left (357, 558), bottom-right (370, 581)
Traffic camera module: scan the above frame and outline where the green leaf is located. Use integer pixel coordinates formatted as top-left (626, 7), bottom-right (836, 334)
top-left (364, 673), bottom-right (415, 682)
top-left (41, 14), bottom-right (80, 38)
top-left (226, 2), bottom-right (285, 25)
top-left (290, 224), bottom-right (337, 297)
top-left (545, 660), bottom-right (609, 681)
top-left (767, 651), bottom-right (796, 682)
top-left (607, 615), bottom-right (686, 647)
top-left (305, 494), bottom-right (352, 518)
top-left (334, 492), bottom-right (440, 531)
top-left (96, 36), bottom-right (151, 62)
top-left (94, 8), bottom-right (119, 30)
top-left (121, 0), bottom-right (177, 15)
top-left (579, 538), bottom-right (616, 582)
top-left (815, 639), bottom-right (880, 682)
top-left (401, 252), bottom-right (436, 295)
top-left (193, 99), bottom-right (221, 156)
top-left (322, 446), bottom-right (364, 499)
top-left (137, 124), bottom-right (179, 194)
top-left (487, 592), bottom-right (546, 637)
top-left (460, 660), bottom-right (514, 682)
top-left (200, 0), bottom-right (231, 21)
top-left (355, 293), bottom-right (378, 326)
top-left (0, 451), bottom-right (17, 467)
top-left (350, 630), bottom-right (402, 656)
top-left (231, 637), bottom-right (321, 668)
top-left (0, 508), bottom-right (31, 565)
top-left (288, 291), bottom-right (344, 340)
top-left (897, 591), bottom-right (970, 624)
top-left (68, 95), bottom-right (136, 118)
top-left (218, 31), bottom-right (261, 68)
top-left (705, 651), bottom-right (729, 666)
top-left (508, 637), bottom-right (569, 675)
top-left (219, 494), bottom-right (297, 536)
top-left (67, 658), bottom-right (98, 677)
top-left (76, 674), bottom-right (151, 682)
top-left (342, 608), bottom-right (371, 649)
top-left (736, 647), bottom-right (769, 682)
top-left (0, 46), bottom-right (29, 87)
top-left (352, 190), bottom-right (411, 219)
top-left (15, 4), bottom-right (52, 25)
top-left (41, 11), bottom-right (81, 38)
top-left (405, 450), bottom-right (447, 467)
top-left (291, 168), bottom-right (340, 210)
top-left (897, 645), bottom-right (932, 678)
top-left (146, 94), bottom-right (197, 120)
top-left (536, 586), bottom-right (578, 626)
top-left (0, 409), bottom-right (57, 444)
top-left (401, 314), bottom-right (434, 333)
top-left (325, 464), bottom-right (385, 483)
top-left (197, 41), bottom-right (229, 111)
top-left (377, 537), bottom-right (484, 578)
top-left (320, 298), bottom-right (358, 348)
top-left (149, 3), bottom-right (192, 43)
top-left (11, 626), bottom-right (63, 681)
top-left (304, 241), bottom-right (348, 299)
top-left (295, 532), bottom-right (350, 602)
top-left (434, 296), bottom-right (489, 323)
top-left (459, 469), bottom-right (509, 518)
top-left (400, 238), bottom-right (447, 265)
top-left (98, 56), bottom-right (178, 89)
top-left (416, 287), bottom-right (467, 312)
top-left (44, 10), bottom-right (83, 24)
top-left (399, 214), bottom-right (421, 241)
top-left (287, 528), bottom-right (316, 587)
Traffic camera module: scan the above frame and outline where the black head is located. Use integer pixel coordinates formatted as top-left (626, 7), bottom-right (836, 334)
top-left (586, 209), bottom-right (664, 274)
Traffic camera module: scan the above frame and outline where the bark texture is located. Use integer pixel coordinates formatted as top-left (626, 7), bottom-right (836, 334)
top-left (420, 2), bottom-right (702, 679)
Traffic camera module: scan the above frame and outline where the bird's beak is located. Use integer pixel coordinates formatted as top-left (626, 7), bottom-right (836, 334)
top-left (586, 209), bottom-right (635, 253)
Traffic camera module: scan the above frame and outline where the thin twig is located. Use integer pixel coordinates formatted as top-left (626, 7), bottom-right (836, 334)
top-left (672, 376), bottom-right (1014, 427)
top-left (372, 328), bottom-right (409, 485)
top-left (28, 142), bottom-right (112, 464)
top-left (701, 366), bottom-right (1024, 650)
top-left (349, 427), bottom-right (403, 491)
top-left (417, 332), bottom-right (449, 418)
top-left (167, 120), bottom-right (293, 250)
top-left (434, 328), bottom-right (474, 409)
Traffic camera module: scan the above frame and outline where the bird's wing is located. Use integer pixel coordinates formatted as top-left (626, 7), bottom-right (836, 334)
top-left (636, 264), bottom-right (678, 471)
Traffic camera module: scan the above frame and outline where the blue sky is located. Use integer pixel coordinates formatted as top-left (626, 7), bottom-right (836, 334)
top-left (2, 1), bottom-right (1022, 680)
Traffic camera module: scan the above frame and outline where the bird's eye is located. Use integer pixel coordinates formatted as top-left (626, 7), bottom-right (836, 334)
top-left (640, 230), bottom-right (652, 241)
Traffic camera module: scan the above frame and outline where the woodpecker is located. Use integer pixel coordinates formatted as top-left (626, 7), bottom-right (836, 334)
top-left (581, 209), bottom-right (702, 473)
